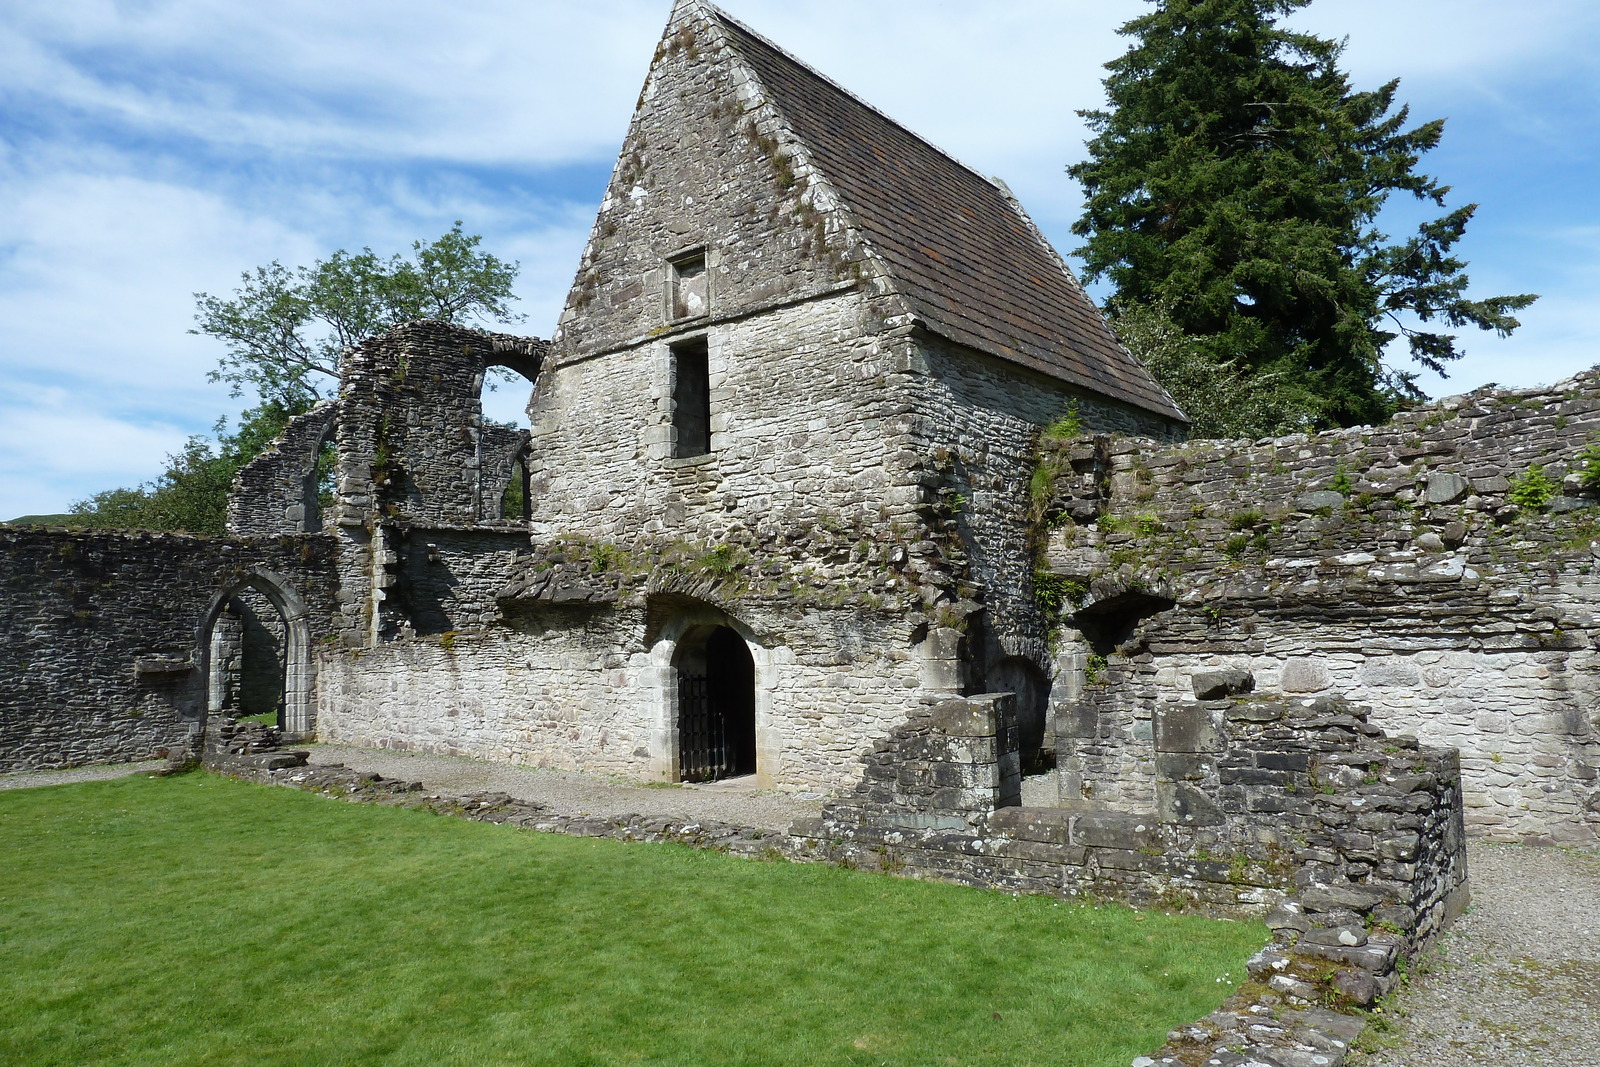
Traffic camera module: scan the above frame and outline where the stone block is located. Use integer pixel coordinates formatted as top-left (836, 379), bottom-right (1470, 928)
top-left (1424, 472), bottom-right (1470, 504)
top-left (1156, 752), bottom-right (1212, 781)
top-left (1357, 658), bottom-right (1420, 687)
top-left (930, 697), bottom-right (996, 738)
top-left (1296, 490), bottom-right (1347, 512)
top-left (1192, 668), bottom-right (1255, 700)
top-left (1157, 781), bottom-right (1225, 826)
top-left (1055, 701), bottom-right (1097, 739)
top-left (1227, 702), bottom-right (1287, 723)
top-left (1154, 703), bottom-right (1222, 753)
top-left (1300, 884), bottom-right (1392, 912)
top-left (1072, 812), bottom-right (1160, 850)
top-left (1281, 658), bottom-right (1331, 694)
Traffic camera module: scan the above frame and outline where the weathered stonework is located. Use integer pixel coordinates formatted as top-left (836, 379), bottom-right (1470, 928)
top-left (0, 526), bottom-right (338, 769)
top-left (1039, 373), bottom-right (1600, 845)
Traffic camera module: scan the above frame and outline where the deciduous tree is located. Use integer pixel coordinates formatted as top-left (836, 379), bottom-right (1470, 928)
top-left (193, 222), bottom-right (522, 406)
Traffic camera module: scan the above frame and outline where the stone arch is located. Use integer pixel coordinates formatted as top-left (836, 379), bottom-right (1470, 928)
top-left (643, 595), bottom-right (773, 785)
top-left (197, 568), bottom-right (316, 739)
top-left (475, 352), bottom-right (540, 522)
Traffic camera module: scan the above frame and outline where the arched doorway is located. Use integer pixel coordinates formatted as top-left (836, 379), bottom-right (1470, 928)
top-left (209, 588), bottom-right (287, 726)
top-left (674, 625), bottom-right (756, 782)
top-left (198, 569), bottom-right (316, 740)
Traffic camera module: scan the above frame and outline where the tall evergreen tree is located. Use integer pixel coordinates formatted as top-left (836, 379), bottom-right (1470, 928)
top-left (1070, 0), bottom-right (1536, 429)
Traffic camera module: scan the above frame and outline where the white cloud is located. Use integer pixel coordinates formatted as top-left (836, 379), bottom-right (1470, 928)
top-left (0, 387), bottom-right (193, 519)
top-left (0, 0), bottom-right (665, 164)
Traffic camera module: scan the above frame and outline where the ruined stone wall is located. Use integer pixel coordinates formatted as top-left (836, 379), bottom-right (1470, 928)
top-left (228, 401), bottom-right (339, 537)
top-left (0, 526), bottom-right (338, 770)
top-left (1041, 372), bottom-right (1600, 843)
top-left (391, 526), bottom-right (531, 637)
top-left (322, 322), bottom-right (541, 645)
top-left (334, 323), bottom-right (542, 531)
top-left (907, 333), bottom-right (1184, 674)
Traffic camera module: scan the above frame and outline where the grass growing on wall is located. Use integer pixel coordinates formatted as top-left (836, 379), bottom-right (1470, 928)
top-left (0, 775), bottom-right (1266, 1067)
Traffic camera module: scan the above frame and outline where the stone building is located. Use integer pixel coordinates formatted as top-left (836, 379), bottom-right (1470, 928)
top-left (294, 0), bottom-right (1185, 791)
top-left (2, 0), bottom-right (1593, 860)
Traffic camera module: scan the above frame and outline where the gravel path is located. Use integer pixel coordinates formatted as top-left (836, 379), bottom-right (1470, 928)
top-left (0, 760), bottom-right (165, 790)
top-left (1355, 840), bottom-right (1600, 1066)
top-left (305, 744), bottom-right (823, 833)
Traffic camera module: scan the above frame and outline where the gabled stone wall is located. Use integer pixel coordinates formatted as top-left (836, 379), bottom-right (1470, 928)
top-left (1040, 371), bottom-right (1600, 843)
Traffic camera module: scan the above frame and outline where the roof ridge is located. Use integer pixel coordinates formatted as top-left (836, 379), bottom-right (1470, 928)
top-left (701, 3), bottom-right (1010, 196)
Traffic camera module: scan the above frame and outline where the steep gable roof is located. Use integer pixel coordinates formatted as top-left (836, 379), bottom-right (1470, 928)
top-left (701, 4), bottom-right (1185, 423)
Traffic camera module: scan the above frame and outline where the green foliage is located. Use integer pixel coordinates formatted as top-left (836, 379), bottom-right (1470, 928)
top-left (0, 775), bottom-right (1267, 1067)
top-left (1041, 401), bottom-right (1087, 440)
top-left (1577, 444), bottom-right (1600, 491)
top-left (499, 461), bottom-right (528, 521)
top-left (65, 400), bottom-right (307, 536)
top-left (1085, 653), bottom-right (1111, 684)
top-left (1134, 514), bottom-right (1165, 536)
top-left (1508, 464), bottom-right (1558, 509)
top-left (696, 543), bottom-right (745, 576)
top-left (1071, 0), bottom-right (1537, 428)
top-left (1109, 300), bottom-right (1315, 438)
top-left (1034, 570), bottom-right (1087, 617)
top-left (1330, 464), bottom-right (1354, 496)
top-left (1228, 509), bottom-right (1265, 531)
top-left (193, 222), bottom-right (523, 407)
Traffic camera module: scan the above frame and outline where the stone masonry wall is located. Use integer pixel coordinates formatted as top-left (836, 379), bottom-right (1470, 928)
top-left (228, 400), bottom-right (339, 537)
top-left (1040, 370), bottom-right (1600, 844)
top-left (803, 688), bottom-right (1466, 1064)
top-left (318, 599), bottom-right (929, 791)
top-left (553, 2), bottom-right (871, 361)
top-left (907, 333), bottom-right (1184, 678)
top-left (0, 526), bottom-right (338, 771)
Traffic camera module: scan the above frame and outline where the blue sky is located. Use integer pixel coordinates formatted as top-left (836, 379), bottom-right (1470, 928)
top-left (2, 0), bottom-right (1597, 520)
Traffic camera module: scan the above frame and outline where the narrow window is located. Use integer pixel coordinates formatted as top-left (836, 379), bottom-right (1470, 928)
top-left (671, 339), bottom-right (711, 458)
top-left (670, 250), bottom-right (709, 320)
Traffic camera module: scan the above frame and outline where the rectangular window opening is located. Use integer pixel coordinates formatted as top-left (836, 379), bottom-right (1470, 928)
top-left (671, 339), bottom-right (712, 459)
top-left (670, 251), bottom-right (709, 321)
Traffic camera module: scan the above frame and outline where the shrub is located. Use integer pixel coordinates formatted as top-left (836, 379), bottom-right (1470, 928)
top-left (1508, 464), bottom-right (1558, 508)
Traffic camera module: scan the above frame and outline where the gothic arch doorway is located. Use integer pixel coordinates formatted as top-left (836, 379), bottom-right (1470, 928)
top-left (673, 624), bottom-right (757, 782)
top-left (198, 569), bottom-right (316, 740)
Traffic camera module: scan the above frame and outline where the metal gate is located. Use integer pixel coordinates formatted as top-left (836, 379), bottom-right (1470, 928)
top-left (678, 675), bottom-right (734, 782)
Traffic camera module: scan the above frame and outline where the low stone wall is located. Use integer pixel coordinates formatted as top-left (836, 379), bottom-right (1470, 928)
top-left (805, 689), bottom-right (1464, 1065)
top-left (0, 526), bottom-right (338, 771)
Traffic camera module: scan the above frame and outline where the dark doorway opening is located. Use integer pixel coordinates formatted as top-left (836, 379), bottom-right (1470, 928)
top-left (208, 589), bottom-right (288, 728)
top-left (676, 625), bottom-right (756, 782)
top-left (991, 656), bottom-right (1052, 774)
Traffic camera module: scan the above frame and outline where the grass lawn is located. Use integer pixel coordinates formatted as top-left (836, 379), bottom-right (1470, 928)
top-left (0, 775), bottom-right (1265, 1066)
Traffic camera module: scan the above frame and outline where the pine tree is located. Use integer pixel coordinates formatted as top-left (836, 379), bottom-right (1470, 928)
top-left (1070, 0), bottom-right (1536, 429)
